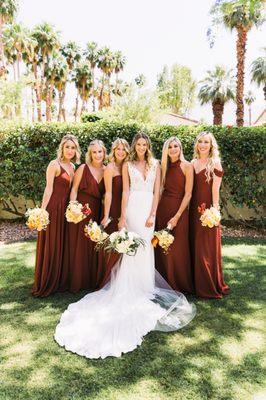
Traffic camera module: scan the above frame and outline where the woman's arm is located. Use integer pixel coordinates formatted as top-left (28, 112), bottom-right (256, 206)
top-left (167, 162), bottom-right (194, 228)
top-left (145, 163), bottom-right (161, 228)
top-left (212, 161), bottom-right (223, 208)
top-left (118, 162), bottom-right (130, 230)
top-left (41, 161), bottom-right (59, 209)
top-left (70, 165), bottom-right (85, 201)
top-left (101, 164), bottom-right (113, 227)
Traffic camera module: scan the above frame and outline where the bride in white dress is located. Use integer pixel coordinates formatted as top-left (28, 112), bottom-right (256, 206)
top-left (55, 133), bottom-right (196, 359)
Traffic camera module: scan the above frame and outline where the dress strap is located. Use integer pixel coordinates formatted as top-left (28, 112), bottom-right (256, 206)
top-left (213, 168), bottom-right (224, 177)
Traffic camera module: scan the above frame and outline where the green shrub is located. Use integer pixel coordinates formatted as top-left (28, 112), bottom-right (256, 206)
top-left (0, 121), bottom-right (265, 220)
top-left (81, 113), bottom-right (102, 123)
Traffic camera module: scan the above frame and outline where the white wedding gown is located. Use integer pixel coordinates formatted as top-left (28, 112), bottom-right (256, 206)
top-left (55, 160), bottom-right (196, 359)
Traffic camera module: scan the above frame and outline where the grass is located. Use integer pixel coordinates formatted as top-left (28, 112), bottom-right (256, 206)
top-left (0, 237), bottom-right (265, 400)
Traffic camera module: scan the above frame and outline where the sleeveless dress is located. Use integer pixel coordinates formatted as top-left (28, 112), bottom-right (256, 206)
top-left (32, 166), bottom-right (70, 297)
top-left (62, 164), bottom-right (105, 293)
top-left (155, 160), bottom-right (193, 294)
top-left (96, 175), bottom-right (122, 289)
top-left (54, 160), bottom-right (196, 359)
top-left (190, 167), bottom-right (229, 299)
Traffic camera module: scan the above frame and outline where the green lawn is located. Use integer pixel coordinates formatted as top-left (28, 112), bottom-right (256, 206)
top-left (0, 238), bottom-right (265, 400)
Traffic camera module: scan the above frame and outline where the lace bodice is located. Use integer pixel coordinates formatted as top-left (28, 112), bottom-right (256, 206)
top-left (128, 159), bottom-right (158, 193)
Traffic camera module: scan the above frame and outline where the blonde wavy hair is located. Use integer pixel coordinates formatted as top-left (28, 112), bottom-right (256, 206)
top-left (129, 132), bottom-right (154, 168)
top-left (85, 139), bottom-right (107, 164)
top-left (109, 138), bottom-right (130, 163)
top-left (193, 131), bottom-right (221, 183)
top-left (57, 134), bottom-right (81, 164)
top-left (161, 136), bottom-right (185, 189)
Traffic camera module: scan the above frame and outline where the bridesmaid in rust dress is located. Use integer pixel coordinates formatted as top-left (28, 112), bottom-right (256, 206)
top-left (155, 137), bottom-right (194, 294)
top-left (190, 131), bottom-right (229, 299)
top-left (65, 139), bottom-right (105, 293)
top-left (96, 138), bottom-right (130, 288)
top-left (32, 134), bottom-right (80, 297)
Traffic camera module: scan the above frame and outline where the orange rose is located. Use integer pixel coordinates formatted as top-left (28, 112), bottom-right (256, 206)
top-left (151, 236), bottom-right (159, 247)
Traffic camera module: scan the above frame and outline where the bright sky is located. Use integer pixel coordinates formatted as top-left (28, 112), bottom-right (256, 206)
top-left (18, 0), bottom-right (266, 124)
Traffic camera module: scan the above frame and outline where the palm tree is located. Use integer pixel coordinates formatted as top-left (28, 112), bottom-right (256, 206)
top-left (3, 22), bottom-right (30, 79)
top-left (22, 34), bottom-right (41, 121)
top-left (0, 0), bottom-right (17, 77)
top-left (84, 41), bottom-right (98, 111)
top-left (97, 47), bottom-right (115, 109)
top-left (2, 30), bottom-right (16, 79)
top-left (53, 56), bottom-right (69, 121)
top-left (72, 61), bottom-right (92, 119)
top-left (198, 65), bottom-right (235, 125)
top-left (244, 90), bottom-right (256, 125)
top-left (251, 50), bottom-right (266, 100)
top-left (211, 0), bottom-right (265, 126)
top-left (113, 50), bottom-right (126, 95)
top-left (61, 41), bottom-right (80, 70)
top-left (32, 22), bottom-right (61, 120)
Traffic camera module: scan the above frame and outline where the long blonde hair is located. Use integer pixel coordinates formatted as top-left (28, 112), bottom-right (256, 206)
top-left (109, 138), bottom-right (130, 163)
top-left (85, 139), bottom-right (107, 164)
top-left (129, 132), bottom-right (154, 168)
top-left (161, 136), bottom-right (185, 189)
top-left (193, 131), bottom-right (221, 183)
top-left (57, 134), bottom-right (81, 164)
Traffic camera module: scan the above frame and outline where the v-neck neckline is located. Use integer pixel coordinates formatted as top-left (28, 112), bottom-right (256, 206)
top-left (87, 164), bottom-right (103, 185)
top-left (131, 162), bottom-right (149, 182)
top-left (59, 163), bottom-right (73, 182)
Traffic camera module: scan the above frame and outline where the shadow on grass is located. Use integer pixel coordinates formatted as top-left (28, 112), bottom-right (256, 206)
top-left (0, 238), bottom-right (265, 400)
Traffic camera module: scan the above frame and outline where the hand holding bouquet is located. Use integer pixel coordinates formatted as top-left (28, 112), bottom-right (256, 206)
top-left (198, 203), bottom-right (221, 228)
top-left (104, 228), bottom-right (145, 256)
top-left (151, 224), bottom-right (174, 254)
top-left (84, 220), bottom-right (109, 248)
top-left (25, 207), bottom-right (50, 231)
top-left (65, 201), bottom-right (91, 224)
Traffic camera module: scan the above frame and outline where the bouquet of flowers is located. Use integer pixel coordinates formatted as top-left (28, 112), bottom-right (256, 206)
top-left (151, 224), bottom-right (174, 254)
top-left (84, 220), bottom-right (109, 248)
top-left (198, 203), bottom-right (221, 228)
top-left (25, 207), bottom-right (50, 231)
top-left (104, 228), bottom-right (145, 256)
top-left (65, 201), bottom-right (91, 223)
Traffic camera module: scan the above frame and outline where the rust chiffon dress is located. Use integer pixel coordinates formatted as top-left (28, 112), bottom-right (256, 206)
top-left (63, 164), bottom-right (105, 293)
top-left (32, 165), bottom-right (71, 297)
top-left (155, 160), bottom-right (193, 294)
top-left (96, 174), bottom-right (123, 289)
top-left (190, 167), bottom-right (229, 299)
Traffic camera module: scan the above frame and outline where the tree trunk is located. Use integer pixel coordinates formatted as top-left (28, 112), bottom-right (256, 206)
top-left (248, 106), bottom-right (252, 126)
top-left (236, 26), bottom-right (248, 127)
top-left (13, 63), bottom-right (16, 81)
top-left (74, 95), bottom-right (79, 122)
top-left (17, 58), bottom-right (20, 79)
top-left (46, 84), bottom-right (53, 122)
top-left (264, 84), bottom-right (266, 101)
top-left (31, 87), bottom-right (35, 123)
top-left (212, 100), bottom-right (224, 125)
top-left (92, 68), bottom-right (95, 112)
top-left (57, 87), bottom-right (66, 122)
top-left (0, 16), bottom-right (7, 77)
top-left (33, 63), bottom-right (42, 121)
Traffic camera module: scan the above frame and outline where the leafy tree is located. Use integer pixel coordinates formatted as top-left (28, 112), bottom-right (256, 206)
top-left (157, 64), bottom-right (196, 115)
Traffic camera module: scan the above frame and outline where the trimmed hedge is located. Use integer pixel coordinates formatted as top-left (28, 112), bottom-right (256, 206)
top-left (0, 121), bottom-right (265, 220)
